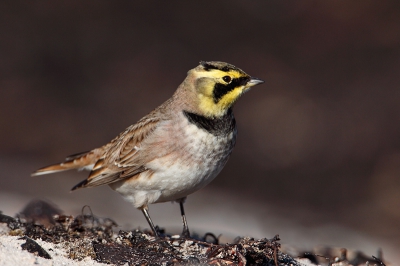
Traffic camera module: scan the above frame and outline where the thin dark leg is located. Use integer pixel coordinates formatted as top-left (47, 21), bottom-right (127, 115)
top-left (179, 198), bottom-right (190, 238)
top-left (141, 207), bottom-right (159, 238)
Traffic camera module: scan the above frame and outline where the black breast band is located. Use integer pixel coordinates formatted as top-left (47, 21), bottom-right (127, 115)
top-left (183, 109), bottom-right (236, 136)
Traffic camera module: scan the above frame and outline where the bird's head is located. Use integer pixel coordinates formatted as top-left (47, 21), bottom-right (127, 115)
top-left (182, 61), bottom-right (264, 117)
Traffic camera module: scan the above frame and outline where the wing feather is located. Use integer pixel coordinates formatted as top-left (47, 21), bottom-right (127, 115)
top-left (114, 118), bottom-right (160, 167)
top-left (74, 117), bottom-right (161, 189)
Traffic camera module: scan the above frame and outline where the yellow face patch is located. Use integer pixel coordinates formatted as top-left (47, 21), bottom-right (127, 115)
top-left (198, 87), bottom-right (244, 117)
top-left (194, 69), bottom-right (250, 117)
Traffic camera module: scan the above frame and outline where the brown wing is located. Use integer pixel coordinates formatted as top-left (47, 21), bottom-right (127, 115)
top-left (72, 117), bottom-right (161, 190)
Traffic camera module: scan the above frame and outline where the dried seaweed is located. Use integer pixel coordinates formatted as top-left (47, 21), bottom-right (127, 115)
top-left (0, 200), bottom-right (389, 265)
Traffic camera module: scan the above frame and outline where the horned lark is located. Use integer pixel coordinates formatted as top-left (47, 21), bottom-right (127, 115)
top-left (32, 61), bottom-right (264, 238)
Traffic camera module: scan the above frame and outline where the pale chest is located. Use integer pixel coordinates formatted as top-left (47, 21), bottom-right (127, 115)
top-left (179, 120), bottom-right (236, 166)
top-left (143, 111), bottom-right (237, 201)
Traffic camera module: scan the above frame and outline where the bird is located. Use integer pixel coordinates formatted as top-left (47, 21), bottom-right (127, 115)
top-left (32, 61), bottom-right (264, 238)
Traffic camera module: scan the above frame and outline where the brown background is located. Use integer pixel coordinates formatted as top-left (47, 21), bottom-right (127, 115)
top-left (1, 1), bottom-right (399, 262)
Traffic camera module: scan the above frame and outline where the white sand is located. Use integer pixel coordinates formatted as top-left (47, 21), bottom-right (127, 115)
top-left (0, 224), bottom-right (103, 266)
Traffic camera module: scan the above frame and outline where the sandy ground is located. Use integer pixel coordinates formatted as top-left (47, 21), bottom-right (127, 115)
top-left (0, 223), bottom-right (318, 266)
top-left (0, 189), bottom-right (398, 265)
top-left (0, 224), bottom-right (103, 266)
top-left (0, 157), bottom-right (398, 265)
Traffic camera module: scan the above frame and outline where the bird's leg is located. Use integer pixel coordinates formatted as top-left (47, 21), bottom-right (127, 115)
top-left (141, 206), bottom-right (159, 238)
top-left (178, 197), bottom-right (190, 238)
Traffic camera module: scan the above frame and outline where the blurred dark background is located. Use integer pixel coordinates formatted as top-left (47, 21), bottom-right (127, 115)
top-left (1, 0), bottom-right (399, 262)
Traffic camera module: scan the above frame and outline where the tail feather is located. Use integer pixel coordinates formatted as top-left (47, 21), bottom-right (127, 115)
top-left (31, 150), bottom-right (99, 176)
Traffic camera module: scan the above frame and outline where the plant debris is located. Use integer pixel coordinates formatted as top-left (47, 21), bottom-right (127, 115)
top-left (20, 236), bottom-right (52, 259)
top-left (0, 200), bottom-right (390, 265)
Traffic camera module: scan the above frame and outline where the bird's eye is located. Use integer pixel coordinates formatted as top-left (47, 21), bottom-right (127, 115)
top-left (222, 76), bottom-right (232, 83)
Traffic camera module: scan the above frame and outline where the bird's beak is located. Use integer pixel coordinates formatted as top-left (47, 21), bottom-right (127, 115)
top-left (246, 77), bottom-right (264, 87)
